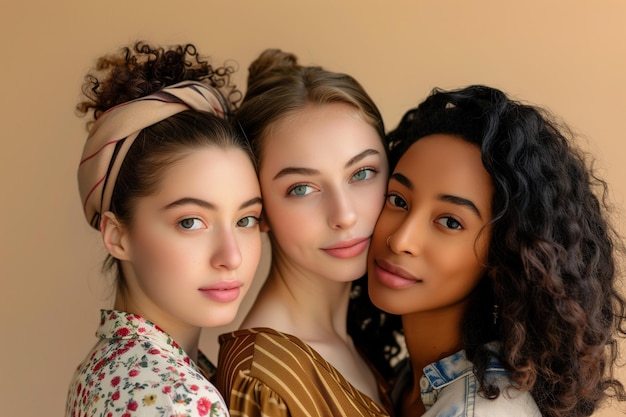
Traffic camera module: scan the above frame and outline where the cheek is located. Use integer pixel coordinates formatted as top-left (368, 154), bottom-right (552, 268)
top-left (129, 228), bottom-right (189, 274)
top-left (370, 221), bottom-right (389, 249)
top-left (128, 242), bottom-right (170, 281)
top-left (371, 207), bottom-right (398, 240)
top-left (264, 197), bottom-right (318, 240)
top-left (437, 248), bottom-right (486, 295)
top-left (241, 234), bottom-right (262, 272)
top-left (356, 187), bottom-right (387, 228)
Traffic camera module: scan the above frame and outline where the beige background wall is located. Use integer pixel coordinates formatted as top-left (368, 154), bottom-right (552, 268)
top-left (1, 1), bottom-right (625, 416)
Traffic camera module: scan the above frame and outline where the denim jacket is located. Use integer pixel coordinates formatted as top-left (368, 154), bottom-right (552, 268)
top-left (392, 344), bottom-right (541, 417)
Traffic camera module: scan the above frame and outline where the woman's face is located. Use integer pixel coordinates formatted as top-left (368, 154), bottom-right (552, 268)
top-left (368, 134), bottom-right (493, 317)
top-left (114, 146), bottom-right (262, 332)
top-left (259, 102), bottom-right (388, 282)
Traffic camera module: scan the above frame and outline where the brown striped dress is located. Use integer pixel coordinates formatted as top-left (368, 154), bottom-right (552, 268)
top-left (216, 328), bottom-right (393, 417)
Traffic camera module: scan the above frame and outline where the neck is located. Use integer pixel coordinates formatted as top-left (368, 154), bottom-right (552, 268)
top-left (402, 303), bottom-right (467, 380)
top-left (241, 258), bottom-right (353, 342)
top-left (114, 295), bottom-right (202, 363)
top-left (398, 306), bottom-right (466, 417)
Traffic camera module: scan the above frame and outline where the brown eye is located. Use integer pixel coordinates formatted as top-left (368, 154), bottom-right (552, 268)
top-left (386, 193), bottom-right (408, 210)
top-left (436, 217), bottom-right (462, 230)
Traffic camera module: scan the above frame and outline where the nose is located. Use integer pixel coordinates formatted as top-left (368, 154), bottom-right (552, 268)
top-left (326, 187), bottom-right (357, 230)
top-left (387, 215), bottom-right (423, 256)
top-left (210, 226), bottom-right (243, 270)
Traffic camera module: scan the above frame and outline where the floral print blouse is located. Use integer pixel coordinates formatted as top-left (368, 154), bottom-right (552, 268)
top-left (66, 310), bottom-right (228, 417)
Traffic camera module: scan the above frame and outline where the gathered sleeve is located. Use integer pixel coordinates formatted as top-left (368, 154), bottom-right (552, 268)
top-left (226, 370), bottom-right (291, 417)
top-left (217, 328), bottom-right (392, 417)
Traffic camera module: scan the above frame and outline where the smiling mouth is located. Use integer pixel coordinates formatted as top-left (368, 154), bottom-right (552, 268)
top-left (373, 258), bottom-right (421, 289)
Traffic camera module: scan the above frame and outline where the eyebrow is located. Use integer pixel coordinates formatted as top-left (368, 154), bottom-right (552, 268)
top-left (390, 173), bottom-right (413, 190)
top-left (390, 173), bottom-right (483, 219)
top-left (440, 195), bottom-right (482, 219)
top-left (163, 196), bottom-right (262, 211)
top-left (273, 148), bottom-right (382, 180)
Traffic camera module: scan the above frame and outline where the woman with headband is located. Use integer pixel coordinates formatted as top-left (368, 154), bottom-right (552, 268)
top-left (66, 42), bottom-right (263, 417)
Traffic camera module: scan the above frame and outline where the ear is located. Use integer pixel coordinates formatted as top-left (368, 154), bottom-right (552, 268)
top-left (100, 211), bottom-right (131, 261)
top-left (259, 211), bottom-right (270, 233)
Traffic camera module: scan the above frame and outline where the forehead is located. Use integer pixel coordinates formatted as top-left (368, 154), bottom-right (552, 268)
top-left (395, 134), bottom-right (493, 207)
top-left (260, 103), bottom-right (384, 168)
top-left (156, 146), bottom-right (258, 196)
top-left (399, 134), bottom-right (483, 167)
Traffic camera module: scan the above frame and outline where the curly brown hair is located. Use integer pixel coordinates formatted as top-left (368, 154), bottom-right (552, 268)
top-left (77, 41), bottom-right (241, 124)
top-left (76, 41), bottom-right (250, 298)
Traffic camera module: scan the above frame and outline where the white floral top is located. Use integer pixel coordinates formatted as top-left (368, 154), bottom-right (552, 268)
top-left (66, 310), bottom-right (228, 417)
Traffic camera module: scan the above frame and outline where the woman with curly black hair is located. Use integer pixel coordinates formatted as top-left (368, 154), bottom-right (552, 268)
top-left (66, 42), bottom-right (262, 416)
top-left (368, 84), bottom-right (626, 417)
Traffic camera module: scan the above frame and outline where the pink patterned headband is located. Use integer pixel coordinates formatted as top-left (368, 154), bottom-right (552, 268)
top-left (77, 80), bottom-right (227, 230)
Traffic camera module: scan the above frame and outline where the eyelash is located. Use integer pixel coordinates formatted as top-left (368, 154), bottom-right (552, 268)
top-left (287, 184), bottom-right (315, 197)
top-left (435, 216), bottom-right (463, 230)
top-left (237, 216), bottom-right (261, 228)
top-left (287, 167), bottom-right (379, 197)
top-left (178, 217), bottom-right (204, 231)
top-left (385, 193), bottom-right (408, 210)
top-left (178, 216), bottom-right (261, 231)
top-left (384, 193), bottom-right (464, 230)
top-left (351, 167), bottom-right (377, 183)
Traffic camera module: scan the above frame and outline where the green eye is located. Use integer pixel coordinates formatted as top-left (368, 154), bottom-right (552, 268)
top-left (289, 184), bottom-right (313, 196)
top-left (179, 218), bottom-right (202, 230)
top-left (237, 216), bottom-right (260, 228)
top-left (352, 168), bottom-right (376, 182)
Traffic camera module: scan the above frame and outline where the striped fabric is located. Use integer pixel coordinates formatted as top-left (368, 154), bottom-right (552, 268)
top-left (77, 81), bottom-right (227, 230)
top-left (216, 328), bottom-right (392, 417)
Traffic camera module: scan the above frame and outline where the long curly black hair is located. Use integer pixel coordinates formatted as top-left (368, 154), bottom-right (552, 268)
top-left (387, 85), bottom-right (626, 417)
top-left (348, 274), bottom-right (405, 381)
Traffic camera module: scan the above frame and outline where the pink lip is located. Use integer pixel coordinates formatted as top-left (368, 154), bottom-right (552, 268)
top-left (322, 237), bottom-right (370, 259)
top-left (199, 281), bottom-right (243, 303)
top-left (373, 258), bottom-right (421, 289)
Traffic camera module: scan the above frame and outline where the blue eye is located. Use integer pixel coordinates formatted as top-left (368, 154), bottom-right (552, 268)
top-left (179, 218), bottom-right (203, 230)
top-left (351, 168), bottom-right (376, 182)
top-left (386, 193), bottom-right (408, 210)
top-left (288, 184), bottom-right (314, 196)
top-left (237, 216), bottom-right (260, 228)
top-left (435, 217), bottom-right (463, 230)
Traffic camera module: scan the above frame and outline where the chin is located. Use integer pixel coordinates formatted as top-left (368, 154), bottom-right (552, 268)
top-left (203, 309), bottom-right (239, 328)
top-left (368, 285), bottom-right (398, 313)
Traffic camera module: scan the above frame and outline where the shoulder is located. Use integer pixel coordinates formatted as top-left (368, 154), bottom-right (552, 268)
top-left (217, 327), bottom-right (318, 392)
top-left (67, 338), bottom-right (228, 416)
top-left (475, 387), bottom-right (540, 417)
top-left (216, 328), bottom-right (390, 417)
top-left (423, 362), bottom-right (540, 417)
top-left (219, 327), bottom-right (346, 379)
top-left (416, 347), bottom-right (541, 417)
top-left (218, 327), bottom-right (316, 370)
